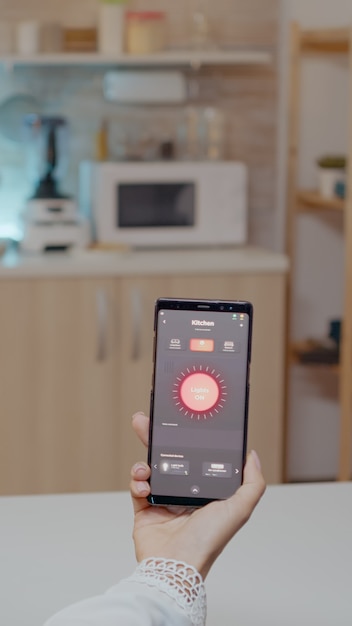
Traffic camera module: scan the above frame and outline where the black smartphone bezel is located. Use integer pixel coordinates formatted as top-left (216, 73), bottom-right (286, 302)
top-left (147, 297), bottom-right (253, 507)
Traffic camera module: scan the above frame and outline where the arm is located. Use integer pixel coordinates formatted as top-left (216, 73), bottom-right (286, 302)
top-left (44, 561), bottom-right (205, 626)
top-left (44, 412), bottom-right (265, 626)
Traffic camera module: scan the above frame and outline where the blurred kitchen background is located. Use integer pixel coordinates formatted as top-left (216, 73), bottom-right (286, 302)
top-left (0, 0), bottom-right (351, 495)
top-left (0, 0), bottom-right (278, 245)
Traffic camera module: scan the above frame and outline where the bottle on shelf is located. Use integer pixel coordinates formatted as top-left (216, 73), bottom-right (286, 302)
top-left (96, 118), bottom-right (109, 161)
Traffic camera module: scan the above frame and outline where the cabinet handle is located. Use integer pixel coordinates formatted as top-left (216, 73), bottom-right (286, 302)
top-left (96, 289), bottom-right (108, 362)
top-left (131, 288), bottom-right (142, 361)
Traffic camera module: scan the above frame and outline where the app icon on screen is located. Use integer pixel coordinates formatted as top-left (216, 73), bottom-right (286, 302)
top-left (190, 339), bottom-right (214, 352)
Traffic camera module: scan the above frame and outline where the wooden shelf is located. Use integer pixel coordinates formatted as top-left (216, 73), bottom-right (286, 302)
top-left (0, 49), bottom-right (273, 69)
top-left (300, 28), bottom-right (350, 54)
top-left (285, 23), bottom-right (352, 482)
top-left (296, 190), bottom-right (345, 212)
top-left (290, 340), bottom-right (339, 371)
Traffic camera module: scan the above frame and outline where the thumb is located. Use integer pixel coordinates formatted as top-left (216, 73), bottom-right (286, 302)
top-left (226, 450), bottom-right (266, 528)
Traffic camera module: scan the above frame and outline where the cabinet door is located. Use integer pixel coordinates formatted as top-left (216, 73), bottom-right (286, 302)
top-left (119, 273), bottom-right (286, 484)
top-left (118, 276), bottom-right (171, 487)
top-left (0, 278), bottom-right (121, 495)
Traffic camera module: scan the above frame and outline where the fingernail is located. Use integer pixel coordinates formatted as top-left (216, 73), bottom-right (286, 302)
top-left (136, 481), bottom-right (149, 495)
top-left (251, 450), bottom-right (261, 471)
top-left (132, 411), bottom-right (145, 420)
top-left (132, 463), bottom-right (147, 476)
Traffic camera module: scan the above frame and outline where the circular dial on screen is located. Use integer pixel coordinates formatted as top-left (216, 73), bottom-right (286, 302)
top-left (173, 365), bottom-right (227, 420)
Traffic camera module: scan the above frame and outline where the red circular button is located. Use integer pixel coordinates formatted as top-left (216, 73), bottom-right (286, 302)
top-left (180, 372), bottom-right (220, 412)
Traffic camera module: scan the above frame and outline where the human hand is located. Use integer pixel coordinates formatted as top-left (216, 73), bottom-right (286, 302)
top-left (130, 412), bottom-right (266, 580)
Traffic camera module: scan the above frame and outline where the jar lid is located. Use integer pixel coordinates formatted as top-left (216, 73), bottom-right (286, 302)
top-left (126, 11), bottom-right (165, 21)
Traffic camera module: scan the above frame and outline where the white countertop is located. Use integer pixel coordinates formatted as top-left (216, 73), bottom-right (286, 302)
top-left (1, 482), bottom-right (351, 626)
top-left (0, 245), bottom-right (289, 279)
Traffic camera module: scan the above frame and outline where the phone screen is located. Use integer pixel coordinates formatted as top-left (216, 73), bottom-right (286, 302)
top-left (148, 299), bottom-right (252, 506)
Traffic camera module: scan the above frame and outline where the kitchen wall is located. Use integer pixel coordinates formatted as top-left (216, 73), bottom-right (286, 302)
top-left (0, 0), bottom-right (279, 246)
top-left (278, 0), bottom-right (352, 480)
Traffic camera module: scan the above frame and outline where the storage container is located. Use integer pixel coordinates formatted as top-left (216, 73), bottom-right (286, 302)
top-left (125, 11), bottom-right (166, 55)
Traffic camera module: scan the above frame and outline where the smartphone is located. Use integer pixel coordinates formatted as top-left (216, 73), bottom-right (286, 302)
top-left (147, 297), bottom-right (253, 507)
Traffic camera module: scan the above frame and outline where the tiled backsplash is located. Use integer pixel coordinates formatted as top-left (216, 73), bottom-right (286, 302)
top-left (0, 0), bottom-right (279, 247)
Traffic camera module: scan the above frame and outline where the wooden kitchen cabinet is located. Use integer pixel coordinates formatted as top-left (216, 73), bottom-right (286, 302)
top-left (0, 278), bottom-right (121, 495)
top-left (0, 264), bottom-right (286, 495)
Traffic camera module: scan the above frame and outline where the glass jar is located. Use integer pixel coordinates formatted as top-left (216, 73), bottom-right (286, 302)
top-left (203, 107), bottom-right (226, 160)
top-left (189, 0), bottom-right (212, 50)
top-left (125, 11), bottom-right (166, 55)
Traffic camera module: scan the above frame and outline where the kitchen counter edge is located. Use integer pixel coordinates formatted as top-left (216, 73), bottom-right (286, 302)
top-left (0, 246), bottom-right (289, 279)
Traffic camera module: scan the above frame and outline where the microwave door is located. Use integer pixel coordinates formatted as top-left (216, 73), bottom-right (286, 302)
top-left (117, 182), bottom-right (196, 229)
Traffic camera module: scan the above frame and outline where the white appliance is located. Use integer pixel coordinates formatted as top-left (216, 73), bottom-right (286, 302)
top-left (79, 161), bottom-right (248, 248)
top-left (21, 197), bottom-right (90, 253)
top-left (20, 115), bottom-right (91, 253)
top-left (104, 70), bottom-right (187, 104)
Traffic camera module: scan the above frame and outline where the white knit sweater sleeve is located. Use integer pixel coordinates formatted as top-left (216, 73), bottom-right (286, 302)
top-left (44, 559), bottom-right (207, 626)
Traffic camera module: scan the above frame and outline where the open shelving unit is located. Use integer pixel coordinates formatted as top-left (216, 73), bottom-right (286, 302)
top-left (285, 23), bottom-right (352, 481)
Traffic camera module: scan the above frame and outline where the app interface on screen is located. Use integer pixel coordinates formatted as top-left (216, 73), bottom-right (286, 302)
top-left (150, 308), bottom-right (250, 500)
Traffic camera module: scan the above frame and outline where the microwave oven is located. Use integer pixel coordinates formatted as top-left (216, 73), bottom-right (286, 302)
top-left (79, 161), bottom-right (248, 248)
